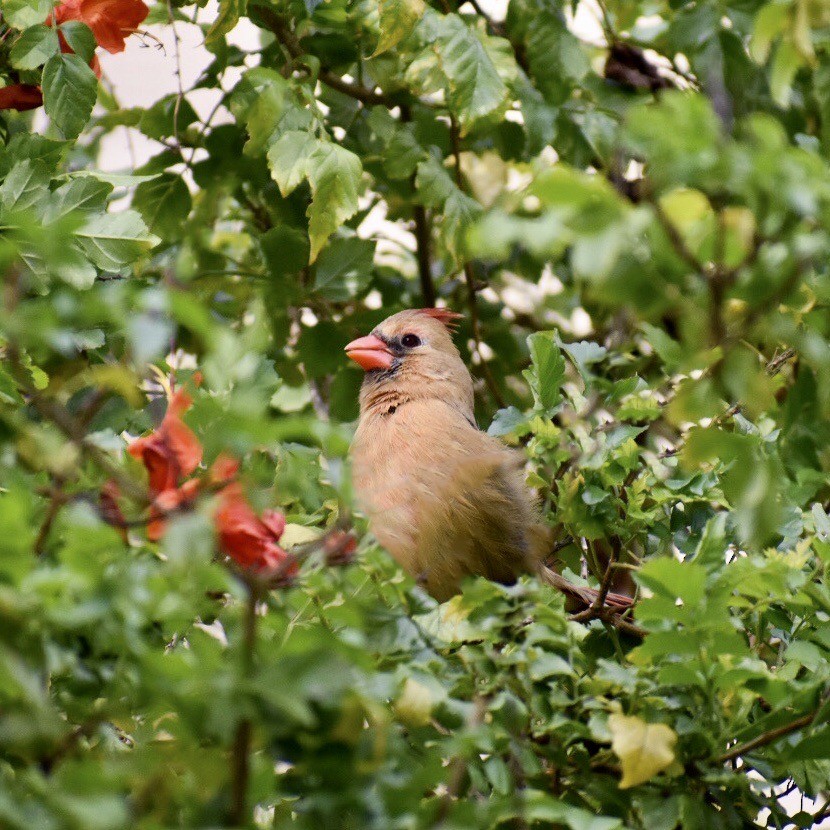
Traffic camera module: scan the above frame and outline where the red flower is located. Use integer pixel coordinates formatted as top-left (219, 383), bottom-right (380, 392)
top-left (214, 483), bottom-right (293, 573)
top-left (128, 389), bottom-right (203, 540)
top-left (209, 453), bottom-right (239, 487)
top-left (55, 0), bottom-right (149, 54)
top-left (0, 84), bottom-right (43, 111)
top-left (323, 530), bottom-right (357, 565)
top-left (128, 389), bottom-right (202, 494)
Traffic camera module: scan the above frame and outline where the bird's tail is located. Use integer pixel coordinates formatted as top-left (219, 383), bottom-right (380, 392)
top-left (537, 564), bottom-right (635, 612)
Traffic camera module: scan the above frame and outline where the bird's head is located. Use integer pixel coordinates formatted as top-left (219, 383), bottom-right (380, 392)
top-left (345, 308), bottom-right (474, 418)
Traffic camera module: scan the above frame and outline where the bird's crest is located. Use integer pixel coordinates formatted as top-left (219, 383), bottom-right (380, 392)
top-left (417, 307), bottom-right (463, 331)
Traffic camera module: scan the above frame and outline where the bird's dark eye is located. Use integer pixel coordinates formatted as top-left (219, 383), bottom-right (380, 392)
top-left (401, 333), bottom-right (421, 348)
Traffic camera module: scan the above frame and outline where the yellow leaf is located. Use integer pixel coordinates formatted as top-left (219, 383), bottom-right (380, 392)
top-left (375, 0), bottom-right (425, 56)
top-left (280, 524), bottom-right (322, 549)
top-left (393, 678), bottom-right (434, 727)
top-left (608, 713), bottom-right (677, 788)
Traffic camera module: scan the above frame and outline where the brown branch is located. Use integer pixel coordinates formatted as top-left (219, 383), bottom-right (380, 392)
top-left (766, 347), bottom-right (796, 376)
top-left (228, 583), bottom-right (259, 826)
top-left (591, 539), bottom-right (618, 613)
top-left (708, 272), bottom-right (730, 347)
top-left (742, 258), bottom-right (809, 332)
top-left (412, 203), bottom-right (436, 306)
top-left (401, 104), bottom-right (436, 306)
top-left (649, 195), bottom-right (708, 277)
top-left (6, 348), bottom-right (148, 502)
top-left (716, 708), bottom-right (820, 764)
top-left (448, 116), bottom-right (506, 408)
top-left (34, 477), bottom-right (67, 556)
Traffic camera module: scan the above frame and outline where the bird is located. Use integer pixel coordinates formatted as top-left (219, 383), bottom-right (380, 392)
top-left (345, 307), bottom-right (633, 613)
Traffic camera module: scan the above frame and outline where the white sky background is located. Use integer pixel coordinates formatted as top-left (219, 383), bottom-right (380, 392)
top-left (83, 6), bottom-right (830, 823)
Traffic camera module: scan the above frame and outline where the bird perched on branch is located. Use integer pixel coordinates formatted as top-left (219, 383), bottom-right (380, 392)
top-left (345, 308), bottom-right (632, 614)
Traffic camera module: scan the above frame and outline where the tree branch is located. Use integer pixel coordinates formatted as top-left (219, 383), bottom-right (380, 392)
top-left (228, 583), bottom-right (259, 825)
top-left (449, 116), bottom-right (506, 408)
top-left (34, 476), bottom-right (67, 556)
top-left (716, 708), bottom-right (820, 764)
top-left (413, 203), bottom-right (436, 306)
top-left (401, 104), bottom-right (437, 306)
top-left (648, 195), bottom-right (708, 277)
top-left (6, 347), bottom-right (148, 503)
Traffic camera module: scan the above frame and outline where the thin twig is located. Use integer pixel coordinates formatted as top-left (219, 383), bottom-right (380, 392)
top-left (166, 0), bottom-right (186, 164)
top-left (716, 707), bottom-right (820, 764)
top-left (448, 115), bottom-right (505, 407)
top-left (591, 539), bottom-right (618, 613)
top-left (400, 104), bottom-right (436, 305)
top-left (228, 583), bottom-right (259, 825)
top-left (34, 477), bottom-right (67, 556)
top-left (6, 348), bottom-right (148, 502)
top-left (649, 195), bottom-right (708, 277)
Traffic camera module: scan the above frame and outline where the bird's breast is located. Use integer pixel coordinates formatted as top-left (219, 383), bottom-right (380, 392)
top-left (351, 402), bottom-right (475, 572)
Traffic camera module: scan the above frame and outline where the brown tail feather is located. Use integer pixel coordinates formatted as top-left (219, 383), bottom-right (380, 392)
top-left (538, 565), bottom-right (635, 613)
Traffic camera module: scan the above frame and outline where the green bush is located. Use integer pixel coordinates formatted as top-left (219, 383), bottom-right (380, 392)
top-left (1, 0), bottom-right (830, 826)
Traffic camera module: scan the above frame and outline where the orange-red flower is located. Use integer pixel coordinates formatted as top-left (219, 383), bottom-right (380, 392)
top-left (54, 0), bottom-right (149, 54)
top-left (214, 483), bottom-right (293, 573)
top-left (323, 529), bottom-right (357, 565)
top-left (0, 84), bottom-right (43, 111)
top-left (128, 389), bottom-right (203, 540)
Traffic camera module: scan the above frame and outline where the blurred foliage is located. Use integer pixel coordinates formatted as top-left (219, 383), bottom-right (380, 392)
top-left (1, 0), bottom-right (830, 826)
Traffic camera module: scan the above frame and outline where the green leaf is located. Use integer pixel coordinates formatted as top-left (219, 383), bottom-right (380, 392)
top-left (375, 0), bottom-right (425, 55)
top-left (59, 20), bottom-right (96, 63)
top-left (41, 53), bottom-right (98, 139)
top-left (1, 0), bottom-right (53, 28)
top-left (69, 171), bottom-right (162, 187)
top-left (518, 791), bottom-right (623, 830)
top-left (750, 3), bottom-right (789, 63)
top-left (641, 322), bottom-right (685, 373)
top-left (267, 131), bottom-right (363, 260)
top-left (524, 331), bottom-right (566, 412)
top-left (242, 80), bottom-right (288, 156)
top-left (812, 504), bottom-right (830, 542)
top-left (305, 142), bottom-right (363, 262)
top-left (138, 94), bottom-right (199, 141)
top-left (636, 557), bottom-right (707, 606)
top-left (0, 159), bottom-right (50, 213)
top-left (267, 130), bottom-right (319, 197)
top-left (770, 40), bottom-right (802, 107)
top-left (10, 24), bottom-right (59, 70)
top-left (260, 226), bottom-right (310, 281)
top-left (313, 237), bottom-right (375, 301)
top-left (788, 726), bottom-right (830, 760)
top-left (415, 154), bottom-right (456, 205)
top-left (561, 340), bottom-right (607, 380)
top-left (44, 177), bottom-right (112, 222)
top-left (74, 210), bottom-right (159, 270)
top-left (433, 14), bottom-right (509, 130)
top-left (132, 173), bottom-right (192, 241)
top-left (206, 0), bottom-right (247, 46)
top-left (487, 406), bottom-right (527, 437)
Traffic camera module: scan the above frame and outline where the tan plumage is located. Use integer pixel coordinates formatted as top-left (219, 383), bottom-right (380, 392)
top-left (347, 309), bottom-right (630, 608)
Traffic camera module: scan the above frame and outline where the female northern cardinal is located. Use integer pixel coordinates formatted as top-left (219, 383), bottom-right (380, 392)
top-left (346, 308), bottom-right (632, 613)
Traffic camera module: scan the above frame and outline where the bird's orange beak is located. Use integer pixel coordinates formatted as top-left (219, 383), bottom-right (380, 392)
top-left (345, 334), bottom-right (395, 371)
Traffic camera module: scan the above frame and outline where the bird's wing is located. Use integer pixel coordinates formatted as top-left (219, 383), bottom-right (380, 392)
top-left (412, 442), bottom-right (543, 600)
